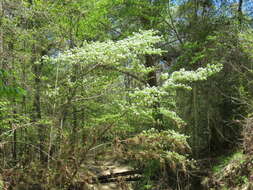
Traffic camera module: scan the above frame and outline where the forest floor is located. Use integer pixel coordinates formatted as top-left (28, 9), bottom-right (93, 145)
top-left (85, 156), bottom-right (135, 190)
top-left (86, 149), bottom-right (253, 190)
top-left (203, 150), bottom-right (253, 190)
top-left (203, 119), bottom-right (253, 190)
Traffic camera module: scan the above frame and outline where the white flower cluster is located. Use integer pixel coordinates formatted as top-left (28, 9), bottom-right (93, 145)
top-left (48, 29), bottom-right (223, 130)
top-left (163, 64), bottom-right (223, 90)
top-left (52, 30), bottom-right (163, 69)
top-left (169, 64), bottom-right (223, 83)
top-left (124, 64), bottom-right (222, 127)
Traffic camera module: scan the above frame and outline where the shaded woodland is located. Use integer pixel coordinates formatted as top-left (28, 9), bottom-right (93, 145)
top-left (0, 0), bottom-right (253, 189)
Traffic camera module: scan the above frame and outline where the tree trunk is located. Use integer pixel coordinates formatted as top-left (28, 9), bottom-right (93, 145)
top-left (71, 106), bottom-right (78, 146)
top-left (145, 55), bottom-right (157, 87)
top-left (32, 51), bottom-right (46, 163)
top-left (145, 55), bottom-right (164, 129)
top-left (238, 0), bottom-right (243, 23)
top-left (33, 63), bottom-right (43, 161)
top-left (193, 84), bottom-right (199, 157)
top-left (0, 1), bottom-right (3, 59)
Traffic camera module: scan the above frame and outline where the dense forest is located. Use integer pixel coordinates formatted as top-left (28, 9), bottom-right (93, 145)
top-left (1, 0), bottom-right (253, 189)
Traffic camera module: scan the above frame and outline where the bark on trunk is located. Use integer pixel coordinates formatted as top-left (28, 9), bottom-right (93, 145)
top-left (32, 49), bottom-right (47, 163)
top-left (145, 55), bottom-right (157, 87)
top-left (145, 55), bottom-right (164, 129)
top-left (238, 0), bottom-right (243, 23)
top-left (33, 60), bottom-right (45, 162)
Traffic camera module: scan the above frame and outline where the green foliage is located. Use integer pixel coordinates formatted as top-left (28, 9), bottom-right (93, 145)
top-left (0, 0), bottom-right (252, 189)
top-left (0, 69), bottom-right (26, 98)
top-left (52, 27), bottom-right (222, 188)
top-left (119, 63), bottom-right (222, 132)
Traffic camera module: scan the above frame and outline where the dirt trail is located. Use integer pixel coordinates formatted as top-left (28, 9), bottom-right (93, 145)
top-left (86, 159), bottom-right (134, 190)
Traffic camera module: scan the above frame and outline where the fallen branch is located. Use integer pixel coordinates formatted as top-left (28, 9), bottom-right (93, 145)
top-left (92, 169), bottom-right (143, 184)
top-left (68, 170), bottom-right (143, 190)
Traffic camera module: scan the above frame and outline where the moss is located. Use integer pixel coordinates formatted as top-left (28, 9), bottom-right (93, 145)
top-left (241, 176), bottom-right (249, 184)
top-left (205, 150), bottom-right (253, 189)
top-left (212, 151), bottom-right (244, 173)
